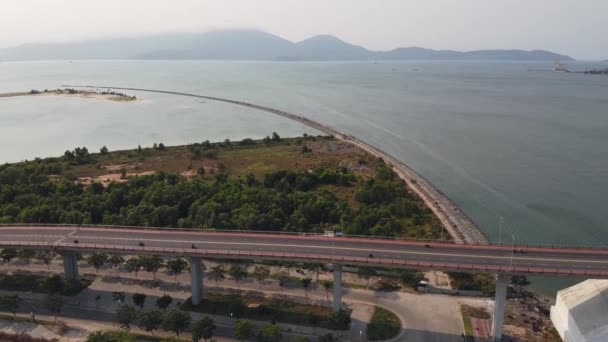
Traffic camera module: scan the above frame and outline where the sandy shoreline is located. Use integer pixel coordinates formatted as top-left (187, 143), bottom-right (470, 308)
top-left (63, 84), bottom-right (489, 245)
top-left (0, 89), bottom-right (138, 102)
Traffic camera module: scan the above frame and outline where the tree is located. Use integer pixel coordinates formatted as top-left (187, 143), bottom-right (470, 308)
top-left (125, 258), bottom-right (141, 278)
top-left (251, 265), bottom-right (270, 289)
top-left (156, 295), bottom-right (173, 310)
top-left (357, 267), bottom-right (377, 289)
top-left (100, 146), bottom-right (109, 155)
top-left (44, 293), bottom-right (63, 321)
top-left (116, 304), bottom-right (138, 329)
top-left (138, 310), bottom-right (164, 335)
top-left (35, 250), bottom-right (55, 272)
top-left (271, 132), bottom-right (281, 142)
top-left (301, 278), bottom-right (312, 298)
top-left (108, 255), bottom-right (125, 274)
top-left (191, 317), bottom-right (216, 342)
top-left (166, 258), bottom-right (188, 282)
top-left (258, 324), bottom-right (282, 342)
top-left (138, 255), bottom-right (164, 279)
top-left (162, 309), bottom-right (191, 337)
top-left (228, 265), bottom-right (248, 288)
top-left (1, 249), bottom-right (18, 270)
top-left (303, 263), bottom-right (325, 282)
top-left (209, 265), bottom-right (226, 285)
top-left (511, 275), bottom-right (531, 288)
top-left (277, 272), bottom-right (290, 293)
top-left (234, 319), bottom-right (256, 341)
top-left (0, 295), bottom-right (22, 318)
top-left (18, 249), bottom-right (36, 269)
top-left (318, 333), bottom-right (337, 342)
top-left (291, 337), bottom-right (310, 342)
top-left (322, 280), bottom-right (333, 300)
top-left (132, 293), bottom-right (147, 309)
top-left (86, 253), bottom-right (109, 273)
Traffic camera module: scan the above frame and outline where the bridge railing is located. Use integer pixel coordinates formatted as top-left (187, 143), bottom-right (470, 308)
top-left (1, 239), bottom-right (607, 278)
top-left (2, 223), bottom-right (608, 251)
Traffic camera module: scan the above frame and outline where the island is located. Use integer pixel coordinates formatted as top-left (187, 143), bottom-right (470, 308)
top-left (0, 88), bottom-right (138, 102)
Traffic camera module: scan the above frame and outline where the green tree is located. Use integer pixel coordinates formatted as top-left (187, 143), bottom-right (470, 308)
top-left (234, 319), bottom-right (256, 341)
top-left (0, 249), bottom-right (18, 270)
top-left (86, 253), bottom-right (109, 273)
top-left (317, 333), bottom-right (337, 342)
top-left (35, 250), bottom-right (55, 272)
top-left (109, 255), bottom-right (125, 274)
top-left (251, 265), bottom-right (270, 289)
top-left (138, 310), bottom-right (164, 335)
top-left (125, 258), bottom-right (141, 278)
top-left (166, 258), bottom-right (188, 281)
top-left (116, 304), bottom-right (138, 329)
top-left (511, 275), bottom-right (531, 288)
top-left (301, 278), bottom-right (312, 298)
top-left (156, 294), bottom-right (173, 310)
top-left (100, 146), bottom-right (109, 155)
top-left (209, 265), bottom-right (226, 285)
top-left (162, 309), bottom-right (192, 337)
top-left (357, 267), bottom-right (377, 289)
top-left (132, 293), bottom-right (147, 309)
top-left (44, 293), bottom-right (64, 321)
top-left (303, 263), bottom-right (325, 282)
top-left (271, 132), bottom-right (281, 142)
top-left (322, 280), bottom-right (333, 300)
top-left (258, 324), bottom-right (282, 342)
top-left (138, 255), bottom-right (164, 279)
top-left (277, 272), bottom-right (290, 293)
top-left (191, 316), bottom-right (216, 342)
top-left (0, 295), bottom-right (22, 318)
top-left (228, 265), bottom-right (248, 289)
top-left (86, 331), bottom-right (135, 342)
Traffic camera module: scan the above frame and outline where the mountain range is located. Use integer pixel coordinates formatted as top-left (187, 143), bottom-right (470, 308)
top-left (0, 29), bottom-right (575, 61)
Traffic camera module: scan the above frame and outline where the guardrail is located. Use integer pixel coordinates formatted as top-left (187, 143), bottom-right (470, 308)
top-left (2, 224), bottom-right (608, 251)
top-left (0, 223), bottom-right (608, 253)
top-left (1, 239), bottom-right (606, 278)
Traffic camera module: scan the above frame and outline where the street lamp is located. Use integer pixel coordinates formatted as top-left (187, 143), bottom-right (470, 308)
top-left (510, 234), bottom-right (515, 271)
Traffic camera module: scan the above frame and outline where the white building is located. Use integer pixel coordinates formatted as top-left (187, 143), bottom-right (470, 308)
top-left (550, 279), bottom-right (608, 341)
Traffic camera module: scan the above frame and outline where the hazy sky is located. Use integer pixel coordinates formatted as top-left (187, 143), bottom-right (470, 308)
top-left (2, 0), bottom-right (607, 60)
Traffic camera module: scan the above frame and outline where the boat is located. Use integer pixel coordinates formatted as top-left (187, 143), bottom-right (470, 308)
top-left (553, 59), bottom-right (569, 72)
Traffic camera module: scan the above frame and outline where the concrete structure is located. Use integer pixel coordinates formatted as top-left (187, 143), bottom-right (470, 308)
top-left (2, 226), bottom-right (608, 341)
top-left (551, 279), bottom-right (608, 341)
top-left (491, 273), bottom-right (509, 341)
top-left (62, 251), bottom-right (79, 280)
top-left (190, 257), bottom-right (203, 305)
top-left (333, 264), bottom-right (343, 312)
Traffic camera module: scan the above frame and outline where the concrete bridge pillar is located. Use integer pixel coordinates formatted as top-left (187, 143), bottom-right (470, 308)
top-left (333, 264), bottom-right (343, 312)
top-left (62, 251), bottom-right (79, 280)
top-left (190, 257), bottom-right (203, 305)
top-left (491, 273), bottom-right (509, 341)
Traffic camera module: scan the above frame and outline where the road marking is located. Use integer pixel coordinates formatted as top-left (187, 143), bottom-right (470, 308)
top-left (47, 234), bottom-right (608, 265)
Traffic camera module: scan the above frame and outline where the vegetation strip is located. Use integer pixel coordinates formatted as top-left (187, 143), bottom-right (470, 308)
top-left (366, 306), bottom-right (401, 341)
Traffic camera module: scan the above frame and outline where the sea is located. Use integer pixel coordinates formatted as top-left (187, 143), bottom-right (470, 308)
top-left (1, 60), bottom-right (607, 295)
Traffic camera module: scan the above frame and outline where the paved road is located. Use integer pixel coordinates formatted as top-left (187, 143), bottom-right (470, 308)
top-left (1, 226), bottom-right (607, 277)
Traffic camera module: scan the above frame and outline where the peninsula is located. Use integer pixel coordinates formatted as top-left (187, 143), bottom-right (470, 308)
top-left (0, 88), bottom-right (138, 102)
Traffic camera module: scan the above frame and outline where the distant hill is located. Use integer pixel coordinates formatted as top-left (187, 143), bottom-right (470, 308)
top-left (0, 29), bottom-right (575, 61)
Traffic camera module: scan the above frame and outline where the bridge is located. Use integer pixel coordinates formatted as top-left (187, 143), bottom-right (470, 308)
top-left (1, 225), bottom-right (607, 341)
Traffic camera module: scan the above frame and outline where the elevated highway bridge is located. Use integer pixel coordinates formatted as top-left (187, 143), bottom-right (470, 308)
top-left (1, 225), bottom-right (607, 341)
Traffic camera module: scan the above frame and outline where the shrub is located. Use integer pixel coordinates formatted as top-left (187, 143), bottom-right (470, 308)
top-left (366, 306), bottom-right (401, 341)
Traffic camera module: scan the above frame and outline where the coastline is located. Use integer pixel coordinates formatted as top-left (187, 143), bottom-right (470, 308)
top-left (0, 89), bottom-right (138, 102)
top-left (62, 84), bottom-right (489, 245)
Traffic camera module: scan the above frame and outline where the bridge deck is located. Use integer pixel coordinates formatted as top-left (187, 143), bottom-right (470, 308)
top-left (1, 226), bottom-right (606, 278)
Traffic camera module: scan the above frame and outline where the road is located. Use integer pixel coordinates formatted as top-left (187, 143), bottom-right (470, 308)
top-left (1, 225), bottom-right (607, 277)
